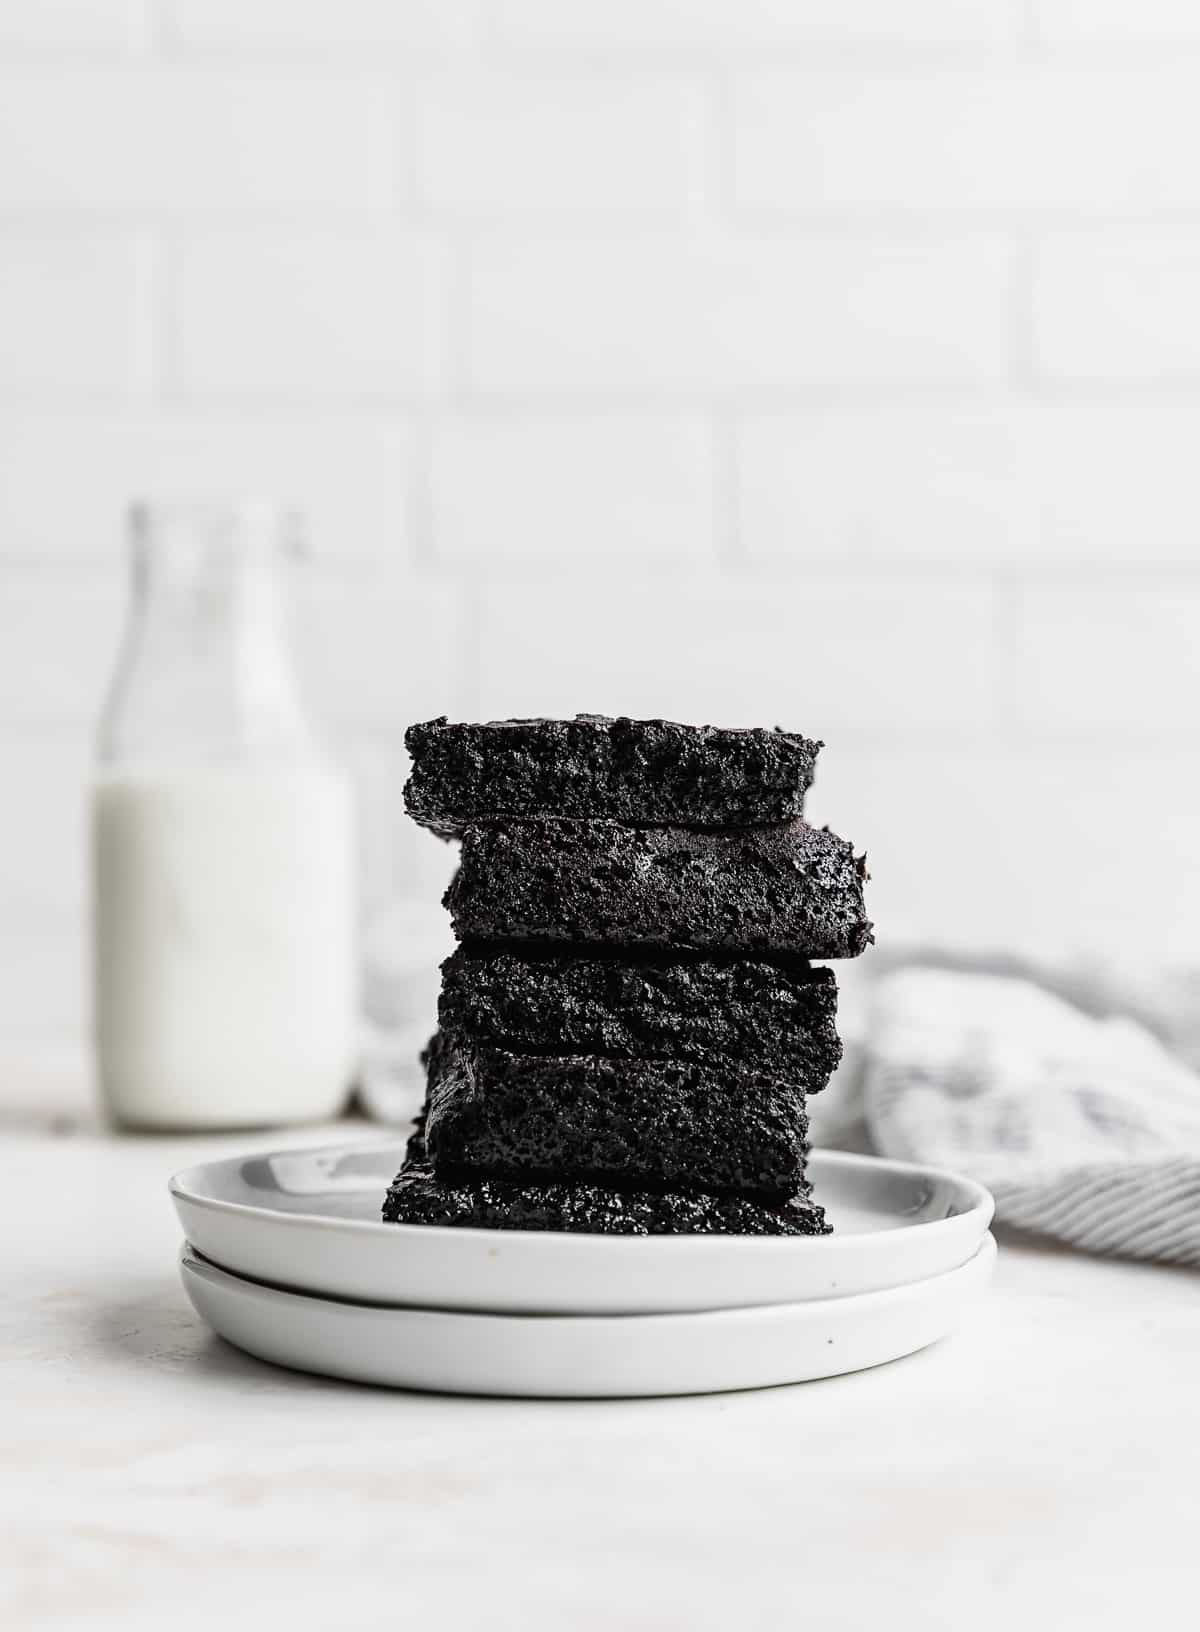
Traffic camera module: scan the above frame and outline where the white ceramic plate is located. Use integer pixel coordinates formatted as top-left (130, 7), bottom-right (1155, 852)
top-left (180, 1231), bottom-right (996, 1398)
top-left (170, 1142), bottom-right (993, 1315)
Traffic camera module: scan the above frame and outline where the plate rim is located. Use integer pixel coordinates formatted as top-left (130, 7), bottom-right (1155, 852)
top-left (170, 1142), bottom-right (995, 1254)
top-left (179, 1230), bottom-right (998, 1325)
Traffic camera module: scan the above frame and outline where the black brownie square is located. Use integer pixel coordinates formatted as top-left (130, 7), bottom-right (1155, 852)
top-left (438, 945), bottom-right (842, 1087)
top-left (422, 1039), bottom-right (812, 1204)
top-left (382, 1153), bottom-right (830, 1237)
top-left (446, 819), bottom-right (871, 960)
top-left (404, 715), bottom-right (820, 836)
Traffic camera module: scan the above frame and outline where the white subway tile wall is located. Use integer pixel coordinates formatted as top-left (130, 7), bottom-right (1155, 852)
top-left (413, 72), bottom-right (710, 214)
top-left (0, 3), bottom-right (143, 53)
top-left (430, 415), bottom-right (716, 562)
top-left (169, 229), bottom-right (449, 396)
top-left (464, 232), bottom-right (1014, 392)
top-left (1032, 231), bottom-right (1200, 381)
top-left (0, 69), bottom-right (385, 210)
top-left (733, 67), bottom-right (1200, 214)
top-left (2, 1), bottom-right (1199, 1045)
top-left (0, 234), bottom-right (147, 394)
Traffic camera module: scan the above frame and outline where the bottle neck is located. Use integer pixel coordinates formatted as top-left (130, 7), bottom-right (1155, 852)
top-left (99, 503), bottom-right (318, 767)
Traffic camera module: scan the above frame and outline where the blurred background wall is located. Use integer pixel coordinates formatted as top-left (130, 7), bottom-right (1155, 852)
top-left (3, 0), bottom-right (1200, 1053)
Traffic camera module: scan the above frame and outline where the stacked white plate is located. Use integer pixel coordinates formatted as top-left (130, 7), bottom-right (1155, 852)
top-left (172, 1142), bottom-right (995, 1398)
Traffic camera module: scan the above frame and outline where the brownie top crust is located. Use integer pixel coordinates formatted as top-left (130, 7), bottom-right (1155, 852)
top-left (404, 714), bottom-right (820, 836)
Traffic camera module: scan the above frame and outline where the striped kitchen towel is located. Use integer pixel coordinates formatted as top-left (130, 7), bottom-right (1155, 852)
top-left (860, 965), bottom-right (1200, 1267)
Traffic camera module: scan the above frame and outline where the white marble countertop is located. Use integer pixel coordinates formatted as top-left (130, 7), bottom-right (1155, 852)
top-left (3, 1079), bottom-right (1198, 1632)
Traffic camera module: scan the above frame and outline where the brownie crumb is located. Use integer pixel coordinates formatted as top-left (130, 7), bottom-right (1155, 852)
top-left (404, 714), bottom-right (820, 836)
top-left (439, 944), bottom-right (842, 1085)
top-left (423, 1037), bottom-right (815, 1203)
top-left (447, 818), bottom-right (873, 960)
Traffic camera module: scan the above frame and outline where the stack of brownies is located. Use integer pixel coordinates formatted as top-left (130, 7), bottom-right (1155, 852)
top-left (382, 715), bottom-right (871, 1236)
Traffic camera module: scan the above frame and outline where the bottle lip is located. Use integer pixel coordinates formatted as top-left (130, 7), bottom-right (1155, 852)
top-left (124, 502), bottom-right (305, 574)
top-left (128, 498), bottom-right (305, 557)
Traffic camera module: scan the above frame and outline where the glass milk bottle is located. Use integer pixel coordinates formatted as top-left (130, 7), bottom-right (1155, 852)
top-left (92, 502), bottom-right (357, 1129)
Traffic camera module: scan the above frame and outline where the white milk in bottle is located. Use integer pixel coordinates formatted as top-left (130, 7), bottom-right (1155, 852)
top-left (92, 503), bottom-right (357, 1129)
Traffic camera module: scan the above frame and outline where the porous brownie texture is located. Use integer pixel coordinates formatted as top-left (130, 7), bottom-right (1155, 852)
top-left (439, 945), bottom-right (842, 1086)
top-left (422, 1039), bottom-right (812, 1202)
top-left (404, 715), bottom-right (820, 837)
top-left (446, 819), bottom-right (872, 960)
top-left (382, 1153), bottom-right (829, 1237)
